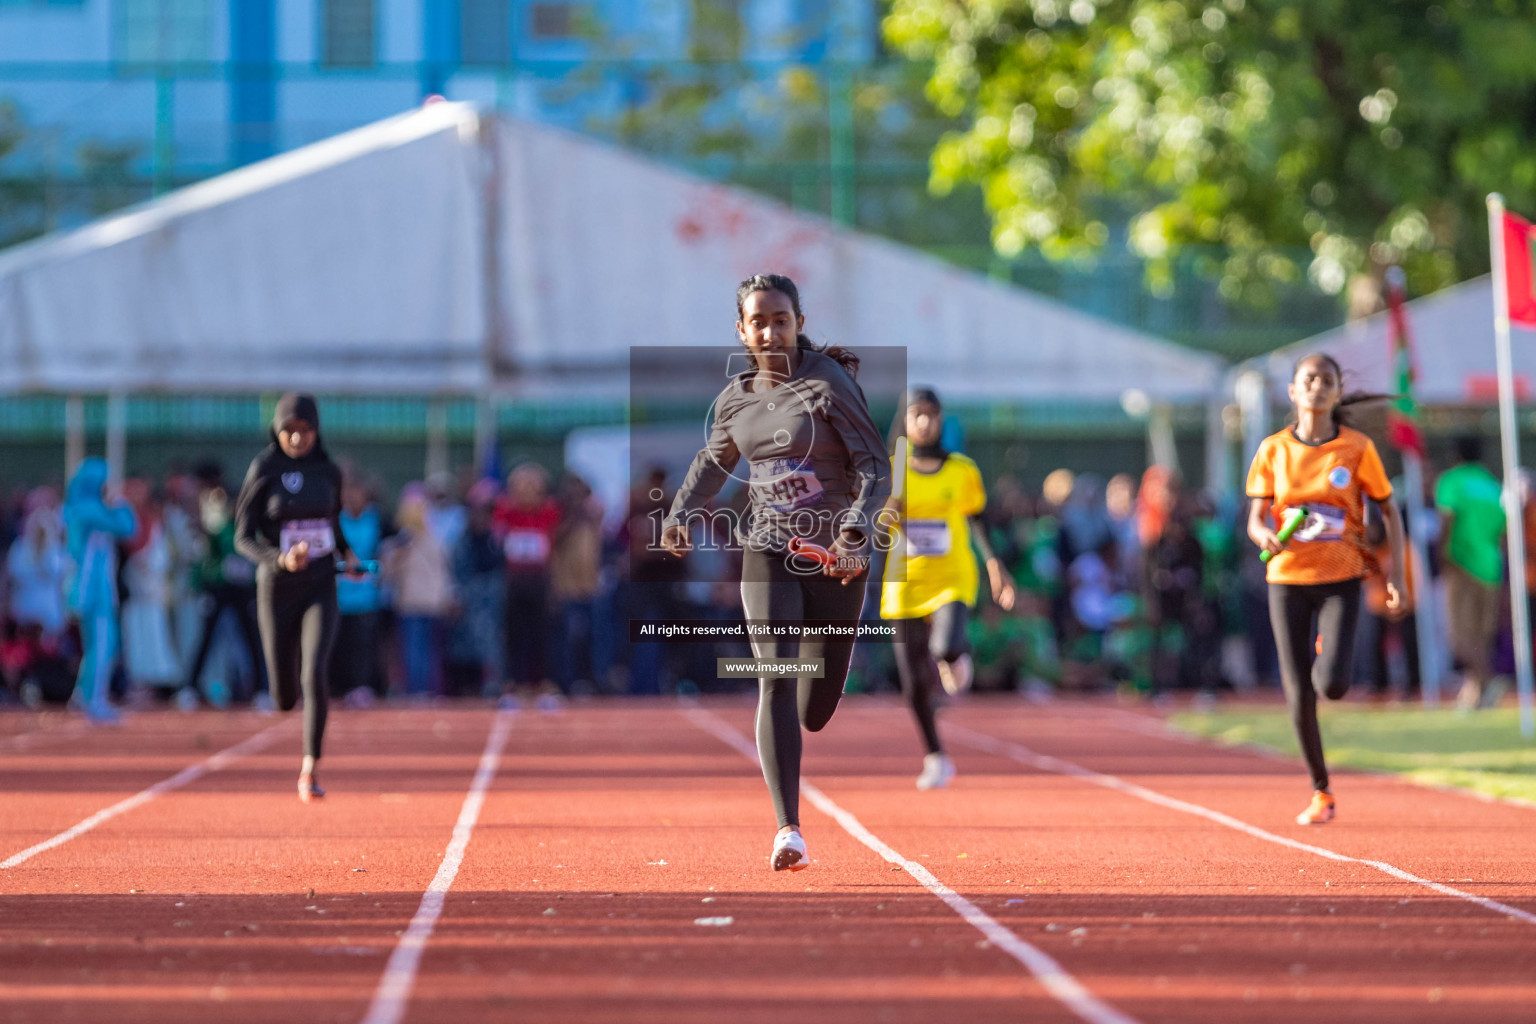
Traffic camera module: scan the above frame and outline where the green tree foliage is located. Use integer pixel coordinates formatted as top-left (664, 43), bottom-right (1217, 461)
top-left (0, 102), bottom-right (45, 249)
top-left (883, 0), bottom-right (1536, 304)
top-left (579, 21), bottom-right (986, 250)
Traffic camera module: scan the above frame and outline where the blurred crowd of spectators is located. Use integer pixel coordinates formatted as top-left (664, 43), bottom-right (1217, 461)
top-left (0, 441), bottom-right (1528, 713)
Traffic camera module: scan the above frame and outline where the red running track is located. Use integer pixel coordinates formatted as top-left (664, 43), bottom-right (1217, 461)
top-left (0, 697), bottom-right (1532, 1024)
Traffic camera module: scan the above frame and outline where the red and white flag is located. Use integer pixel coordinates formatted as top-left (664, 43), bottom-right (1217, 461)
top-left (1501, 210), bottom-right (1536, 326)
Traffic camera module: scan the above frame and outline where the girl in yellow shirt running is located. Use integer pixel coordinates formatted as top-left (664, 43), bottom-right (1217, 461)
top-left (881, 388), bottom-right (1016, 789)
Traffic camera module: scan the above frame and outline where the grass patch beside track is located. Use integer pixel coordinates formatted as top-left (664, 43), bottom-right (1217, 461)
top-left (1170, 706), bottom-right (1536, 805)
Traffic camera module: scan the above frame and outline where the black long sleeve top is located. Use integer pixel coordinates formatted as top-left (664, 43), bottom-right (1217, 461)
top-left (234, 444), bottom-right (351, 582)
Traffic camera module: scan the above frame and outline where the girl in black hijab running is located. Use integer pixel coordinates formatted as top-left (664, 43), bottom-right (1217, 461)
top-left (662, 274), bottom-right (892, 871)
top-left (235, 393), bottom-right (360, 802)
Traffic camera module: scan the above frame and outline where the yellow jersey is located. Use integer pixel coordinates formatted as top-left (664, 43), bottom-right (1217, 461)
top-left (880, 452), bottom-right (987, 619)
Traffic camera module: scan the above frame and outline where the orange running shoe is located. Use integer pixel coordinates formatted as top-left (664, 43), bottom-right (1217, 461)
top-left (1296, 790), bottom-right (1335, 825)
top-left (298, 773), bottom-right (325, 803)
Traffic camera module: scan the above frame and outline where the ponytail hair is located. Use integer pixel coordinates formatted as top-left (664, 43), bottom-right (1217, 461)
top-left (736, 273), bottom-right (860, 378)
top-left (1291, 352), bottom-right (1395, 428)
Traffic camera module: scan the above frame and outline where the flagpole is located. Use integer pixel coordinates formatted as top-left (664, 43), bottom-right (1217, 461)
top-left (1402, 451), bottom-right (1441, 705)
top-left (1386, 266), bottom-right (1443, 706)
top-left (1488, 193), bottom-right (1535, 738)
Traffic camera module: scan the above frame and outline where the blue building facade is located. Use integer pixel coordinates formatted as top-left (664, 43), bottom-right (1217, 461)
top-left (0, 0), bottom-right (878, 181)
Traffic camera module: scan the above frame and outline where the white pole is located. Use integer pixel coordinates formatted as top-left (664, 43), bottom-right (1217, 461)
top-left (1401, 452), bottom-right (1441, 706)
top-left (106, 391), bottom-right (127, 487)
top-left (64, 394), bottom-right (85, 479)
top-left (1149, 402), bottom-right (1178, 471)
top-left (1236, 368), bottom-right (1270, 466)
top-left (1205, 390), bottom-right (1231, 498)
top-left (1487, 193), bottom-right (1535, 738)
top-left (425, 398), bottom-right (450, 480)
top-left (474, 393), bottom-right (498, 478)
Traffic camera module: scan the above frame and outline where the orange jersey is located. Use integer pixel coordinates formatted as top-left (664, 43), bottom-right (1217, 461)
top-left (1245, 425), bottom-right (1393, 585)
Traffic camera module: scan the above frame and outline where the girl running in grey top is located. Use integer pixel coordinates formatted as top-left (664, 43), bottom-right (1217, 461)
top-left (662, 273), bottom-right (892, 871)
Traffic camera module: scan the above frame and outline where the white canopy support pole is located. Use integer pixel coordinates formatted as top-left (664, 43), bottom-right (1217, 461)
top-left (1205, 389), bottom-right (1231, 497)
top-left (474, 393), bottom-right (498, 479)
top-left (1488, 193), bottom-right (1535, 738)
top-left (64, 394), bottom-right (85, 480)
top-left (1149, 402), bottom-right (1178, 472)
top-left (476, 110), bottom-right (506, 482)
top-left (1401, 451), bottom-right (1442, 707)
top-left (105, 391), bottom-right (127, 487)
top-left (1236, 369), bottom-right (1270, 468)
top-left (425, 398), bottom-right (450, 480)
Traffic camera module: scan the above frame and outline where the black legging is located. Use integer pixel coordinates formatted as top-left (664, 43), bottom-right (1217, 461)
top-left (740, 545), bottom-right (867, 829)
top-left (1268, 579), bottom-right (1361, 793)
top-left (257, 570), bottom-right (339, 761)
top-left (892, 601), bottom-right (970, 756)
top-left (505, 573), bottom-right (550, 687)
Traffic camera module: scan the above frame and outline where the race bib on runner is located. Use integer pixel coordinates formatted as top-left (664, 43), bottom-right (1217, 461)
top-left (1294, 504), bottom-right (1346, 543)
top-left (905, 519), bottom-right (952, 557)
top-left (504, 529), bottom-right (551, 564)
top-left (750, 457), bottom-right (825, 513)
top-left (280, 518), bottom-right (336, 557)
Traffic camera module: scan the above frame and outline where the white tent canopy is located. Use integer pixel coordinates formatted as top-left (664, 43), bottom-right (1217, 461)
top-left (0, 102), bottom-right (488, 394)
top-left (0, 102), bottom-right (1222, 404)
top-left (1254, 275), bottom-right (1535, 405)
top-left (495, 116), bottom-right (1222, 403)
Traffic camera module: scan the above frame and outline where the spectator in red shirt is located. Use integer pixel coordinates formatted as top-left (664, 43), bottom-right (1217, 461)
top-left (493, 463), bottom-right (561, 707)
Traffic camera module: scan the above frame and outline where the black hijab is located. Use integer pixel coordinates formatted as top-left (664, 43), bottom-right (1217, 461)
top-left (270, 392), bottom-right (328, 461)
top-left (904, 387), bottom-right (948, 461)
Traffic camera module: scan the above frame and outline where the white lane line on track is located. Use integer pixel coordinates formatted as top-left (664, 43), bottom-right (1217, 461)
top-left (361, 709), bottom-right (515, 1024)
top-left (1106, 708), bottom-right (1536, 813)
top-left (0, 720), bottom-right (291, 870)
top-left (946, 722), bottom-right (1536, 927)
top-left (683, 707), bottom-right (1141, 1024)
top-left (0, 722), bottom-right (90, 755)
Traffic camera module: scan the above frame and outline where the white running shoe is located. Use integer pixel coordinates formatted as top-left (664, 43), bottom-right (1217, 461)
top-left (771, 829), bottom-right (809, 872)
top-left (916, 752), bottom-right (956, 790)
top-left (343, 687), bottom-right (377, 710)
top-left (937, 654), bottom-right (973, 696)
top-left (84, 702), bottom-right (121, 725)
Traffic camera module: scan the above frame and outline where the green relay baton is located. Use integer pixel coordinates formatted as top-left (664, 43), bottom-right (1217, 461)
top-left (1260, 506), bottom-right (1309, 563)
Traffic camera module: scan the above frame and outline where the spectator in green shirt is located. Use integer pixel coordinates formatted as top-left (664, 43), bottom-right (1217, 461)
top-left (1434, 435), bottom-right (1506, 709)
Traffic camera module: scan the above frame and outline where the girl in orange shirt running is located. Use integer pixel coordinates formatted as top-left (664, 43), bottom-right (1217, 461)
top-left (1245, 353), bottom-right (1405, 825)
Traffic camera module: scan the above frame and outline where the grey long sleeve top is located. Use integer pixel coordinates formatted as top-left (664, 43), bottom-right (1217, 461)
top-left (664, 348), bottom-right (893, 556)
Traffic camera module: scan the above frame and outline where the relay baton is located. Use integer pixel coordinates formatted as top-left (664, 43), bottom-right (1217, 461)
top-left (787, 536), bottom-right (836, 566)
top-left (1260, 506), bottom-right (1309, 563)
top-left (334, 558), bottom-right (381, 575)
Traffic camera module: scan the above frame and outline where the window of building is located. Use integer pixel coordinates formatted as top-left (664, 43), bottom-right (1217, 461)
top-left (460, 0), bottom-right (510, 65)
top-left (114, 0), bottom-right (214, 63)
top-left (322, 0), bottom-right (376, 67)
top-left (528, 2), bottom-right (583, 41)
top-left (690, 0), bottom-right (741, 60)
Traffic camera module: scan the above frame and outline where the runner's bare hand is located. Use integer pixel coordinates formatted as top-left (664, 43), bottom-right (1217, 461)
top-left (282, 541), bottom-right (310, 573)
top-left (660, 524), bottom-right (690, 557)
top-left (988, 559), bottom-right (1017, 611)
top-left (825, 534), bottom-right (868, 585)
top-left (1251, 527), bottom-right (1284, 558)
top-left (1385, 575), bottom-right (1406, 618)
